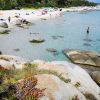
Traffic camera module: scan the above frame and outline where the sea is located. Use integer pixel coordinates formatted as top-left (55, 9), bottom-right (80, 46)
top-left (0, 11), bottom-right (100, 61)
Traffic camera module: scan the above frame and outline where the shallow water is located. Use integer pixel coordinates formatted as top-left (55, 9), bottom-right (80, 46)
top-left (0, 11), bottom-right (100, 61)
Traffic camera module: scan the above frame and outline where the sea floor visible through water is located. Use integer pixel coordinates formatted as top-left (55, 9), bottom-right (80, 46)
top-left (0, 11), bottom-right (100, 61)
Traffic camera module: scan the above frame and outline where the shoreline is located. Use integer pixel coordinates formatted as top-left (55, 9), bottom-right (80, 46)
top-left (0, 6), bottom-right (100, 29)
top-left (0, 7), bottom-right (100, 99)
top-left (0, 54), bottom-right (100, 100)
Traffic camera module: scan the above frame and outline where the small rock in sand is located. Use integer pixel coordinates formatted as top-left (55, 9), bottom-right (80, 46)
top-left (0, 22), bottom-right (8, 28)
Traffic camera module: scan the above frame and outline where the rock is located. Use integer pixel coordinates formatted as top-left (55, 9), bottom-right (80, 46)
top-left (83, 43), bottom-right (91, 46)
top-left (0, 29), bottom-right (10, 34)
top-left (63, 49), bottom-right (100, 67)
top-left (33, 60), bottom-right (100, 100)
top-left (16, 19), bottom-right (32, 27)
top-left (22, 19), bottom-right (29, 24)
top-left (51, 35), bottom-right (64, 40)
top-left (90, 71), bottom-right (100, 86)
top-left (51, 36), bottom-right (58, 40)
top-left (35, 74), bottom-right (86, 100)
top-left (22, 19), bottom-right (32, 26)
top-left (0, 55), bottom-right (27, 69)
top-left (41, 18), bottom-right (47, 20)
top-left (0, 55), bottom-right (100, 100)
top-left (15, 19), bottom-right (22, 25)
top-left (0, 22), bottom-right (8, 28)
top-left (46, 48), bottom-right (57, 52)
top-left (13, 48), bottom-right (20, 51)
top-left (29, 38), bottom-right (45, 43)
top-left (26, 13), bottom-right (30, 15)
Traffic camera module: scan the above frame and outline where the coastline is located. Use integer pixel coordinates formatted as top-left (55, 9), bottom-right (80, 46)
top-left (0, 6), bottom-right (100, 29)
top-left (0, 6), bottom-right (100, 99)
top-left (0, 54), bottom-right (100, 100)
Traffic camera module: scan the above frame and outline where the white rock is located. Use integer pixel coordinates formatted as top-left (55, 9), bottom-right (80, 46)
top-left (35, 74), bottom-right (86, 100)
top-left (0, 55), bottom-right (27, 69)
top-left (33, 60), bottom-right (100, 100)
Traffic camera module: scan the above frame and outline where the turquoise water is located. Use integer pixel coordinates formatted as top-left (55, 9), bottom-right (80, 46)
top-left (0, 11), bottom-right (100, 61)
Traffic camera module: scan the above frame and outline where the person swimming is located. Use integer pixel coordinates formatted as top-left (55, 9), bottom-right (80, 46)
top-left (87, 27), bottom-right (90, 34)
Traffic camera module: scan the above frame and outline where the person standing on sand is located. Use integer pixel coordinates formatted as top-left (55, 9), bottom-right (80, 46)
top-left (87, 27), bottom-right (90, 34)
top-left (8, 16), bottom-right (11, 23)
top-left (50, 14), bottom-right (51, 19)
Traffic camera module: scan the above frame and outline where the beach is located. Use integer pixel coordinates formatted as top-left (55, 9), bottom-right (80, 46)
top-left (0, 6), bottom-right (100, 29)
top-left (0, 8), bottom-right (66, 29)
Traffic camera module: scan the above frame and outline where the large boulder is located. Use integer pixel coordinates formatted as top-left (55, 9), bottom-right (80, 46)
top-left (33, 60), bottom-right (100, 100)
top-left (63, 49), bottom-right (100, 67)
top-left (90, 71), bottom-right (100, 86)
top-left (0, 22), bottom-right (8, 28)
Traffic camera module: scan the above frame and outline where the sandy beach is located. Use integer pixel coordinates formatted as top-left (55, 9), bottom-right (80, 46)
top-left (0, 8), bottom-right (66, 29)
top-left (0, 6), bottom-right (100, 29)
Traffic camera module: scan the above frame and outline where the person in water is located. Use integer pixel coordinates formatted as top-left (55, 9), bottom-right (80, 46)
top-left (8, 16), bottom-right (11, 23)
top-left (87, 27), bottom-right (90, 34)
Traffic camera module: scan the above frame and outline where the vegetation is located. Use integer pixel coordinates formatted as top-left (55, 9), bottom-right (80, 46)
top-left (0, 64), bottom-right (45, 100)
top-left (0, 0), bottom-right (97, 10)
top-left (74, 82), bottom-right (81, 88)
top-left (0, 63), bottom-right (71, 99)
top-left (83, 93), bottom-right (97, 100)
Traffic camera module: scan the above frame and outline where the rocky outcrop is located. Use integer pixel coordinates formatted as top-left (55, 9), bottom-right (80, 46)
top-left (0, 55), bottom-right (27, 69)
top-left (15, 19), bottom-right (32, 26)
top-left (35, 74), bottom-right (86, 100)
top-left (33, 60), bottom-right (100, 100)
top-left (15, 19), bottom-right (22, 26)
top-left (0, 22), bottom-right (8, 28)
top-left (63, 49), bottom-right (100, 67)
top-left (0, 55), bottom-right (100, 100)
top-left (90, 71), bottom-right (100, 86)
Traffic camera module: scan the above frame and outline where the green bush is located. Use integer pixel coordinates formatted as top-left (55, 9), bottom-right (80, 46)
top-left (0, 0), bottom-right (97, 10)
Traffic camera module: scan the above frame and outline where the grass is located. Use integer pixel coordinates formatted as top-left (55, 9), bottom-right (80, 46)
top-left (0, 62), bottom-right (71, 86)
top-left (38, 69), bottom-right (71, 83)
top-left (74, 82), bottom-right (81, 88)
